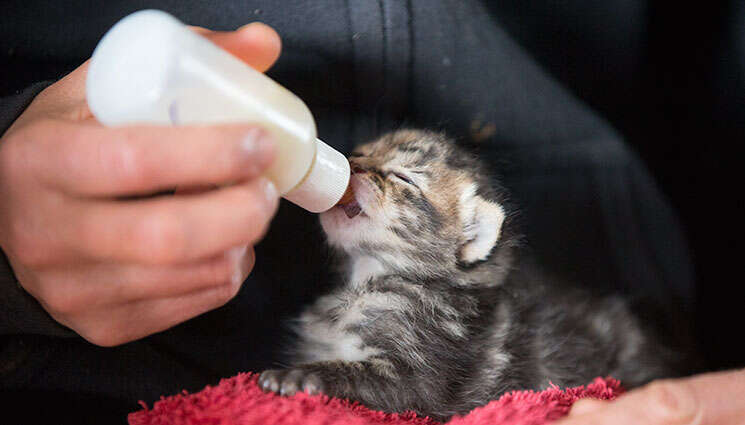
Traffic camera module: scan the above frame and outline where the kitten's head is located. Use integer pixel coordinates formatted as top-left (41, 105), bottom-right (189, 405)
top-left (320, 130), bottom-right (517, 284)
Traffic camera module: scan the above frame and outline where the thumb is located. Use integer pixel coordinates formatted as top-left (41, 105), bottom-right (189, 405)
top-left (13, 22), bottom-right (282, 132)
top-left (196, 22), bottom-right (282, 72)
top-left (558, 369), bottom-right (745, 425)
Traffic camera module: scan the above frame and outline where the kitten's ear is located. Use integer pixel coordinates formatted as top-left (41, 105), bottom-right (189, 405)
top-left (458, 185), bottom-right (506, 264)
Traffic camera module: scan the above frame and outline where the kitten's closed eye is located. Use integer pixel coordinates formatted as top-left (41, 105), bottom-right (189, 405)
top-left (390, 172), bottom-right (415, 186)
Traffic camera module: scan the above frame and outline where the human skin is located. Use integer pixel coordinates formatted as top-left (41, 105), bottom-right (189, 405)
top-left (0, 22), bottom-right (283, 346)
top-left (558, 368), bottom-right (745, 425)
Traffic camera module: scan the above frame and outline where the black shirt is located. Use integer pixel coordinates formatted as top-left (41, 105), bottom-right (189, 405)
top-left (0, 1), bottom-right (696, 422)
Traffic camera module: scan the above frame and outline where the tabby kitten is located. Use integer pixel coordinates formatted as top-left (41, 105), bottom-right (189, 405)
top-left (259, 130), bottom-right (678, 421)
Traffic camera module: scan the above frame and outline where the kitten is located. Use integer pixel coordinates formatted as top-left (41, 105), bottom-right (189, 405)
top-left (259, 129), bottom-right (680, 421)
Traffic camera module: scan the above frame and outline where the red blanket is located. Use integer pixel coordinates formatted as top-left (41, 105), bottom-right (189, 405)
top-left (129, 373), bottom-right (623, 425)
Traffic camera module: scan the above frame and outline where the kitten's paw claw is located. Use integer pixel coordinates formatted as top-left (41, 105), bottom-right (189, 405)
top-left (279, 369), bottom-right (304, 396)
top-left (258, 369), bottom-right (283, 393)
top-left (258, 368), bottom-right (324, 396)
top-left (301, 372), bottom-right (324, 395)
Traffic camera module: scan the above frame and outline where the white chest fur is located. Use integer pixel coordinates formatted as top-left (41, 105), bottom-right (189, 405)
top-left (295, 257), bottom-right (409, 364)
top-left (349, 256), bottom-right (386, 288)
top-left (296, 293), bottom-right (383, 363)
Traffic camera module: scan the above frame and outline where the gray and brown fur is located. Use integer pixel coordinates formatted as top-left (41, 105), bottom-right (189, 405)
top-left (259, 130), bottom-right (681, 421)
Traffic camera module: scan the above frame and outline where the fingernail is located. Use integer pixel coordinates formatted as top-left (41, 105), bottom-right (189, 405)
top-left (241, 128), bottom-right (275, 175)
top-left (227, 244), bottom-right (249, 286)
top-left (261, 178), bottom-right (279, 211)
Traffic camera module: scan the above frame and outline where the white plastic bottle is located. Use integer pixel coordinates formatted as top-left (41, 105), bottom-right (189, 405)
top-left (86, 10), bottom-right (350, 213)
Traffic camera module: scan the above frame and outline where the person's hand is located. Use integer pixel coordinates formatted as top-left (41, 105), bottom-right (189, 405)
top-left (0, 23), bottom-right (282, 346)
top-left (558, 369), bottom-right (745, 425)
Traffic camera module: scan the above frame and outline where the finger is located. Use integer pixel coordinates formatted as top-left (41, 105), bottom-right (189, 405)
top-left (558, 381), bottom-right (699, 425)
top-left (31, 120), bottom-right (274, 196)
top-left (113, 244), bottom-right (254, 300)
top-left (557, 385), bottom-right (687, 424)
top-left (681, 369), bottom-right (745, 424)
top-left (33, 246), bottom-right (254, 311)
top-left (568, 398), bottom-right (606, 416)
top-left (9, 22), bottom-right (281, 133)
top-left (201, 22), bottom-right (282, 72)
top-left (558, 370), bottom-right (745, 425)
top-left (64, 178), bottom-right (279, 264)
top-left (67, 274), bottom-right (250, 346)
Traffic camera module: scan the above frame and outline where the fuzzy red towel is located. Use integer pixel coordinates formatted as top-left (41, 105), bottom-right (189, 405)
top-left (129, 374), bottom-right (623, 425)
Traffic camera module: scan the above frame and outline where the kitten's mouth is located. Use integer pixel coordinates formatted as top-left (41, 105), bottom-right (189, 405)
top-left (341, 201), bottom-right (362, 218)
top-left (334, 175), bottom-right (368, 219)
top-left (336, 190), bottom-right (366, 219)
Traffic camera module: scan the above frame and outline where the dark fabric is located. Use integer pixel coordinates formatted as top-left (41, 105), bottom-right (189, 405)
top-left (0, 0), bottom-right (701, 422)
top-left (490, 1), bottom-right (745, 370)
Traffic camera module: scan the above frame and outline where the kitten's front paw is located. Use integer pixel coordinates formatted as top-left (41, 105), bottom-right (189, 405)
top-left (258, 368), bottom-right (325, 396)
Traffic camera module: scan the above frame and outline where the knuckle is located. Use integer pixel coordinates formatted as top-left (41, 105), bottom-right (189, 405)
top-left (645, 380), bottom-right (699, 423)
top-left (7, 223), bottom-right (52, 267)
top-left (77, 324), bottom-right (127, 347)
top-left (41, 285), bottom-right (84, 316)
top-left (133, 213), bottom-right (186, 264)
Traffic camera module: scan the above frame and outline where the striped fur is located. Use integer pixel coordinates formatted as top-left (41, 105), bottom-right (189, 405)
top-left (259, 130), bottom-right (681, 421)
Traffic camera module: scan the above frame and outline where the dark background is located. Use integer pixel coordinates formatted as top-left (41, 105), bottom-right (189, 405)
top-left (1, 0), bottom-right (742, 372)
top-left (488, 0), bottom-right (745, 370)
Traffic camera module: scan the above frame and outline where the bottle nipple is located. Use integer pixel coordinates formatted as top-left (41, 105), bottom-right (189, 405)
top-left (337, 184), bottom-right (355, 205)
